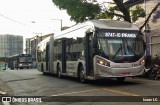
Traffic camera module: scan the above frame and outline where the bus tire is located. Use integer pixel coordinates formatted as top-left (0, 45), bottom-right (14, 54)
top-left (79, 65), bottom-right (86, 83)
top-left (116, 77), bottom-right (125, 82)
top-left (57, 64), bottom-right (62, 79)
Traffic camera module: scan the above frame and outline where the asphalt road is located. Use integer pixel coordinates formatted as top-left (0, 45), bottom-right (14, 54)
top-left (0, 69), bottom-right (160, 105)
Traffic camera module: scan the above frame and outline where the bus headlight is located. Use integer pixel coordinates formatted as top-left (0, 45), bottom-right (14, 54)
top-left (97, 58), bottom-right (110, 67)
top-left (140, 59), bottom-right (145, 65)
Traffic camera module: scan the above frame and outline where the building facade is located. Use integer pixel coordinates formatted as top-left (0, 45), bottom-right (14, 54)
top-left (25, 33), bottom-right (53, 59)
top-left (134, 0), bottom-right (160, 58)
top-left (0, 34), bottom-right (23, 57)
top-left (25, 33), bottom-right (53, 68)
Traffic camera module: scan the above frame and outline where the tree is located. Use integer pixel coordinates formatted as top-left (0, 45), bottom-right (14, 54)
top-left (52, 0), bottom-right (145, 23)
top-left (131, 5), bottom-right (145, 22)
top-left (112, 0), bottom-right (131, 22)
top-left (52, 0), bottom-right (160, 31)
top-left (52, 0), bottom-right (100, 23)
top-left (97, 7), bottom-right (114, 19)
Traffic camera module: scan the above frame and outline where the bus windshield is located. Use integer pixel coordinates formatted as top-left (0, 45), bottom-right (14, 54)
top-left (19, 57), bottom-right (32, 63)
top-left (97, 30), bottom-right (144, 63)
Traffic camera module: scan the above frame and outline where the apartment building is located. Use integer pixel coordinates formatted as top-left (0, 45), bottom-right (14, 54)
top-left (0, 34), bottom-right (23, 57)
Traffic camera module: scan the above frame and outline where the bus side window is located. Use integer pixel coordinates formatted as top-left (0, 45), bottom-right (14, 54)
top-left (37, 50), bottom-right (42, 62)
top-left (88, 32), bottom-right (93, 57)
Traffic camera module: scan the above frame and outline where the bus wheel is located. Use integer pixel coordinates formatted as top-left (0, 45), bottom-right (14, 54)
top-left (79, 66), bottom-right (86, 83)
top-left (57, 65), bottom-right (62, 79)
top-left (116, 77), bottom-right (125, 82)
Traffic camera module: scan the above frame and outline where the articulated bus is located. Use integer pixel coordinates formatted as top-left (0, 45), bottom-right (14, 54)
top-left (8, 54), bottom-right (33, 69)
top-left (36, 19), bottom-right (145, 82)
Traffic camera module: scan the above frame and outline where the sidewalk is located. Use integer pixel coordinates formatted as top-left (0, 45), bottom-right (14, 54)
top-left (0, 75), bottom-right (16, 105)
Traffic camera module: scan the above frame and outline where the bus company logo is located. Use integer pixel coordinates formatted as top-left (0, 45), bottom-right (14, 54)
top-left (2, 97), bottom-right (11, 102)
top-left (1, 96), bottom-right (42, 103)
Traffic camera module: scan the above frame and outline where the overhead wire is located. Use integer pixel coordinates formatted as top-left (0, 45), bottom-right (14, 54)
top-left (0, 13), bottom-right (27, 26)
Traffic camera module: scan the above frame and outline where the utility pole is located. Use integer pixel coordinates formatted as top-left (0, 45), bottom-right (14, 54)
top-left (4, 52), bottom-right (6, 70)
top-left (51, 19), bottom-right (62, 31)
top-left (144, 0), bottom-right (150, 57)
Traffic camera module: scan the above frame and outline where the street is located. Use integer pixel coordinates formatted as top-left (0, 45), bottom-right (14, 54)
top-left (0, 69), bottom-right (160, 105)
top-left (1, 0), bottom-right (160, 105)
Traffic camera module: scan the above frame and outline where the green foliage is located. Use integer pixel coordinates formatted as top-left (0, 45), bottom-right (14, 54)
top-left (131, 5), bottom-right (146, 22)
top-left (52, 0), bottom-right (100, 23)
top-left (97, 7), bottom-right (115, 19)
top-left (97, 13), bottom-right (110, 19)
top-left (52, 0), bottom-right (145, 23)
top-left (52, 0), bottom-right (131, 22)
top-left (109, 7), bottom-right (115, 19)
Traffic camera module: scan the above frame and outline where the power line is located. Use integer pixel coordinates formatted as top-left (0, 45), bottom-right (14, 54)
top-left (0, 13), bottom-right (27, 26)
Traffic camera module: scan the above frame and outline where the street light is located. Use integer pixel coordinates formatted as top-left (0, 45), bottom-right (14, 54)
top-left (51, 19), bottom-right (62, 31)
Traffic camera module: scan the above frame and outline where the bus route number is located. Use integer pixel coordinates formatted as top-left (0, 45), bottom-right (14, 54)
top-left (105, 32), bottom-right (136, 38)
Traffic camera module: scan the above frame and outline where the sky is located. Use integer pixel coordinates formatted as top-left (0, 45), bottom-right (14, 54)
top-left (0, 0), bottom-right (76, 38)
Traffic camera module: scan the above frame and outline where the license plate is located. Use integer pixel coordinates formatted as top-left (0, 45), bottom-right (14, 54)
top-left (121, 72), bottom-right (132, 76)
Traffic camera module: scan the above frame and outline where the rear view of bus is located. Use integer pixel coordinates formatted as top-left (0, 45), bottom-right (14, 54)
top-left (9, 54), bottom-right (33, 69)
top-left (93, 20), bottom-right (145, 81)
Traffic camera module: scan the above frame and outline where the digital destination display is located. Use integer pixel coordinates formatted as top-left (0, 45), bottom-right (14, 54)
top-left (105, 32), bottom-right (137, 38)
top-left (98, 29), bottom-right (138, 38)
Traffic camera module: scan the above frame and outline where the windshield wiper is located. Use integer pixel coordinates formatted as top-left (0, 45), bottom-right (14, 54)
top-left (112, 46), bottom-right (122, 59)
top-left (127, 45), bottom-right (136, 55)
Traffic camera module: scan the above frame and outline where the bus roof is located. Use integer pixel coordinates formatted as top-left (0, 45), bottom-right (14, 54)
top-left (88, 19), bottom-right (139, 30)
top-left (54, 19), bottom-right (139, 39)
top-left (37, 36), bottom-right (50, 47)
top-left (37, 19), bottom-right (140, 45)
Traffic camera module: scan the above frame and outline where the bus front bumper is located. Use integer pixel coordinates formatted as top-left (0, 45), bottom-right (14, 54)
top-left (94, 64), bottom-right (145, 79)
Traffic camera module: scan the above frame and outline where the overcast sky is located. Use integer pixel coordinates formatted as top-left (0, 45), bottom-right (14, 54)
top-left (0, 0), bottom-right (76, 38)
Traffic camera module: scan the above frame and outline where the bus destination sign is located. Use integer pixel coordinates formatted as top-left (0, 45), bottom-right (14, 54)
top-left (105, 32), bottom-right (137, 38)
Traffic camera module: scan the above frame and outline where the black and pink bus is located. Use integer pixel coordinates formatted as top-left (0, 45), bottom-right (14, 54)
top-left (8, 54), bottom-right (33, 69)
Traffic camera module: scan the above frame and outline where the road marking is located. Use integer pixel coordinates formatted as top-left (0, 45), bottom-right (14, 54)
top-left (51, 88), bottom-right (101, 96)
top-left (49, 88), bottom-right (160, 103)
top-left (102, 88), bottom-right (141, 96)
top-left (5, 78), bottom-right (35, 83)
top-left (51, 88), bottom-right (141, 96)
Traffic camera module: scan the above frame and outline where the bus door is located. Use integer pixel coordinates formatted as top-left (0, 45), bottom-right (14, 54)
top-left (61, 39), bottom-right (66, 73)
top-left (85, 32), bottom-right (93, 76)
top-left (46, 42), bottom-right (50, 72)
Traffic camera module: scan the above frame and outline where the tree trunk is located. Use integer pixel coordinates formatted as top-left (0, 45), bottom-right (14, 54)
top-left (113, 0), bottom-right (131, 23)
